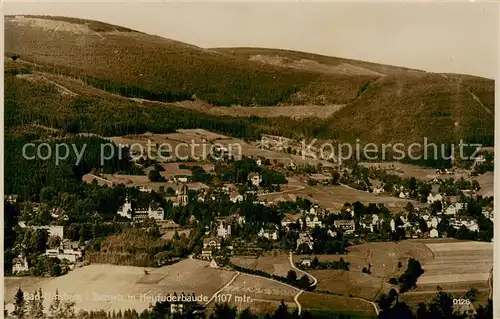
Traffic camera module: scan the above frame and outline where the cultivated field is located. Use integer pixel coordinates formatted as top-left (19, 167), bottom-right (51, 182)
top-left (396, 241), bottom-right (493, 310)
top-left (230, 252), bottom-right (293, 277)
top-left (5, 259), bottom-right (235, 313)
top-left (417, 241), bottom-right (493, 289)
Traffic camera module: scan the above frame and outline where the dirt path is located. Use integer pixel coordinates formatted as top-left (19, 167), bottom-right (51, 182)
top-left (258, 185), bottom-right (306, 197)
top-left (17, 72), bottom-right (78, 97)
top-left (288, 251), bottom-right (380, 316)
top-left (204, 272), bottom-right (240, 306)
top-left (288, 251), bottom-right (317, 315)
top-left (466, 87), bottom-right (492, 115)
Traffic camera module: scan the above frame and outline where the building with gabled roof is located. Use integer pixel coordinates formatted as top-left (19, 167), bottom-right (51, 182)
top-left (117, 197), bottom-right (164, 220)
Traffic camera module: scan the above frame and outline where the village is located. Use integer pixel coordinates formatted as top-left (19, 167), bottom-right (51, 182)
top-left (6, 133), bottom-right (494, 278)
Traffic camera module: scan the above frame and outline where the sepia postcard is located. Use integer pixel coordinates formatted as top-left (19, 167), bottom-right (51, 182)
top-left (2, 1), bottom-right (498, 319)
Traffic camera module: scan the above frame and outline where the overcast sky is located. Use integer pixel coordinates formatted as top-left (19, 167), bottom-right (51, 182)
top-left (3, 1), bottom-right (499, 78)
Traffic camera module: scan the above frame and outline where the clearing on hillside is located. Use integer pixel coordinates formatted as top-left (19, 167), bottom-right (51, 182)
top-left (4, 259), bottom-right (235, 313)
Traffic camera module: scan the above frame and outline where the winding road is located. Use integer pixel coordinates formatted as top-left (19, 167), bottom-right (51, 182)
top-left (288, 251), bottom-right (379, 316)
top-left (288, 251), bottom-right (318, 315)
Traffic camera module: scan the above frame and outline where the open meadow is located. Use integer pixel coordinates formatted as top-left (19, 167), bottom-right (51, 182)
top-left (358, 162), bottom-right (470, 182)
top-left (274, 177), bottom-right (414, 211)
top-left (230, 252), bottom-right (293, 277)
top-left (221, 273), bottom-right (297, 303)
top-left (300, 292), bottom-right (377, 319)
top-left (473, 171), bottom-right (494, 197)
top-left (310, 270), bottom-right (382, 301)
top-left (293, 241), bottom-right (434, 278)
top-left (5, 259), bottom-right (235, 313)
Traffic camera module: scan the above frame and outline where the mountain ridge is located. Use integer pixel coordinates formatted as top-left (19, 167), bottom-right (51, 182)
top-left (4, 15), bottom-right (494, 146)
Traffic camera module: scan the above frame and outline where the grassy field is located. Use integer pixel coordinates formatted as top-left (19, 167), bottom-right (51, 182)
top-left (221, 273), bottom-right (297, 303)
top-left (311, 270), bottom-right (382, 301)
top-left (358, 162), bottom-right (471, 181)
top-left (192, 104), bottom-right (345, 119)
top-left (280, 177), bottom-right (414, 211)
top-left (230, 252), bottom-right (293, 277)
top-left (397, 241), bottom-right (493, 310)
top-left (293, 241), bottom-right (434, 278)
top-left (473, 171), bottom-right (494, 197)
top-left (5, 259), bottom-right (235, 313)
top-left (300, 292), bottom-right (377, 318)
top-left (417, 241), bottom-right (493, 288)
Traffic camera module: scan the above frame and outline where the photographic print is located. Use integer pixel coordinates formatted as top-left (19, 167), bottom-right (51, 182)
top-left (2, 2), bottom-right (497, 319)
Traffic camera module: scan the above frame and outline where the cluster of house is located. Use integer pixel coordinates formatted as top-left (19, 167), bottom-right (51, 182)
top-left (12, 224), bottom-right (84, 274)
top-left (300, 173), bottom-right (332, 185)
top-left (116, 184), bottom-right (199, 220)
top-left (117, 196), bottom-right (165, 220)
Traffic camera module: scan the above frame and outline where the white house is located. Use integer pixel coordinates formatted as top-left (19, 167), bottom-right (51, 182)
top-left (327, 229), bottom-right (337, 237)
top-left (427, 217), bottom-right (441, 229)
top-left (138, 186), bottom-right (152, 193)
top-left (427, 193), bottom-right (443, 204)
top-left (12, 254), bottom-right (29, 273)
top-left (217, 222), bottom-right (231, 239)
top-left (258, 228), bottom-right (278, 240)
top-left (300, 257), bottom-right (311, 267)
top-left (296, 232), bottom-right (314, 251)
top-left (286, 161), bottom-right (297, 170)
top-left (373, 186), bottom-right (385, 195)
top-left (334, 220), bottom-right (355, 234)
top-left (429, 229), bottom-right (439, 238)
top-left (462, 220), bottom-right (479, 232)
top-left (203, 237), bottom-right (221, 250)
top-left (390, 219), bottom-right (396, 232)
top-left (305, 216), bottom-right (322, 228)
top-left (45, 247), bottom-right (83, 263)
top-left (482, 208), bottom-right (494, 221)
top-left (117, 197), bottom-right (164, 220)
top-left (209, 259), bottom-right (219, 269)
top-left (230, 193), bottom-right (244, 203)
top-left (248, 173), bottom-right (262, 187)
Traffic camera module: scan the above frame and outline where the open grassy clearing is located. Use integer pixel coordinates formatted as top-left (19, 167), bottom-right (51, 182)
top-left (196, 104), bottom-right (345, 119)
top-left (358, 162), bottom-right (472, 181)
top-left (230, 252), bottom-right (293, 277)
top-left (207, 299), bottom-right (295, 316)
top-left (161, 229), bottom-right (191, 240)
top-left (311, 270), bottom-right (382, 300)
top-left (300, 292), bottom-right (377, 318)
top-left (282, 177), bottom-right (414, 211)
top-left (293, 241), bottom-right (434, 278)
top-left (220, 273), bottom-right (297, 303)
top-left (5, 259), bottom-right (235, 313)
top-left (473, 171), bottom-right (494, 197)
